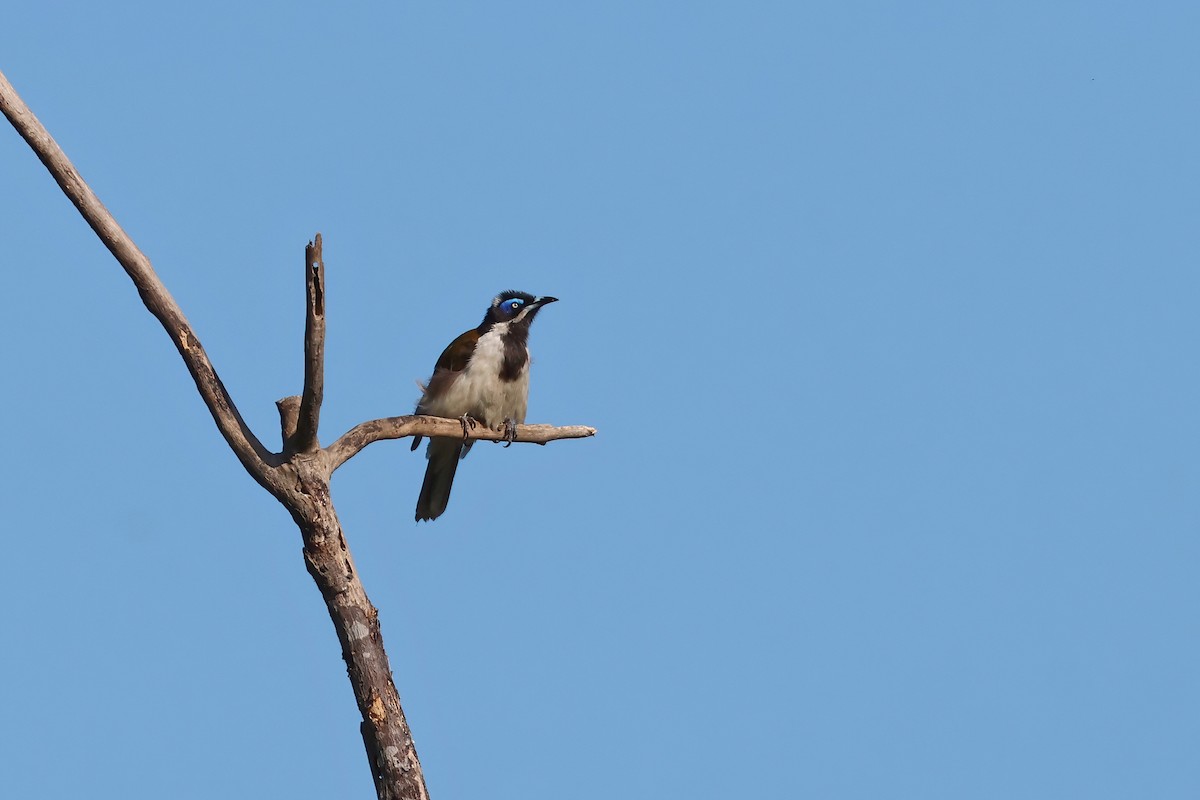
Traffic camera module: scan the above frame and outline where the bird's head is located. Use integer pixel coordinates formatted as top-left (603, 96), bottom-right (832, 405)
top-left (484, 290), bottom-right (558, 326)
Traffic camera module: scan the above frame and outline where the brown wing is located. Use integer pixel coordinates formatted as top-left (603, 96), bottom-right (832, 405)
top-left (413, 329), bottom-right (479, 448)
top-left (434, 329), bottom-right (479, 372)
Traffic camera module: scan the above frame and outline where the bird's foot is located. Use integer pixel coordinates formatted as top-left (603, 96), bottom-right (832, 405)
top-left (501, 417), bottom-right (519, 447)
top-left (459, 414), bottom-right (478, 442)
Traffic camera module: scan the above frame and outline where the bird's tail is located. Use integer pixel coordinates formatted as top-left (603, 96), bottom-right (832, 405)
top-left (415, 438), bottom-right (465, 522)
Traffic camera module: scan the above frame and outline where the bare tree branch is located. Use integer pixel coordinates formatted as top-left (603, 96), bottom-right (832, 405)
top-left (328, 416), bottom-right (597, 471)
top-left (0, 68), bottom-right (279, 489)
top-left (2, 64), bottom-right (594, 800)
top-left (294, 235), bottom-right (326, 453)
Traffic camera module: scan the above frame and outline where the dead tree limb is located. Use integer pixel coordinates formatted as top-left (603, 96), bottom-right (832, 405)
top-left (0, 69), bottom-right (279, 486)
top-left (294, 237), bottom-right (326, 454)
top-left (0, 66), bottom-right (594, 800)
top-left (328, 417), bottom-right (597, 470)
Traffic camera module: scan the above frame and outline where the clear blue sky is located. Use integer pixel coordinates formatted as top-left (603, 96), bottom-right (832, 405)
top-left (3, 2), bottom-right (1199, 798)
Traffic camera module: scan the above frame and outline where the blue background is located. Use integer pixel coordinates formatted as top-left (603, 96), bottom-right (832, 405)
top-left (3, 2), bottom-right (1198, 797)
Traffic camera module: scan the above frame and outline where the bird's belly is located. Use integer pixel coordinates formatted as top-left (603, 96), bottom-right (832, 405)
top-left (421, 343), bottom-right (530, 428)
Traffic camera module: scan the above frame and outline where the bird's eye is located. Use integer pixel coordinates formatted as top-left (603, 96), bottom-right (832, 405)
top-left (509, 301), bottom-right (521, 311)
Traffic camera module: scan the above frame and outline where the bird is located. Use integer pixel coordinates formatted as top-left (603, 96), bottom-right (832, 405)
top-left (411, 290), bottom-right (558, 521)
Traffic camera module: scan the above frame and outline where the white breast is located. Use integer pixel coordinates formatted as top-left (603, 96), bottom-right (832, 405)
top-left (420, 326), bottom-right (530, 429)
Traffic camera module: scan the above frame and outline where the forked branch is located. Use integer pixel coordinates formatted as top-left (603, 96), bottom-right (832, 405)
top-left (1, 64), bottom-right (594, 800)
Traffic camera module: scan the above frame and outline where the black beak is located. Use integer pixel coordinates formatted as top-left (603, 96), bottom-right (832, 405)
top-left (534, 296), bottom-right (559, 307)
